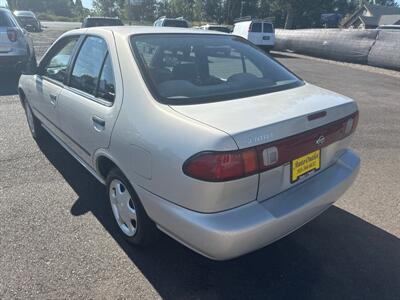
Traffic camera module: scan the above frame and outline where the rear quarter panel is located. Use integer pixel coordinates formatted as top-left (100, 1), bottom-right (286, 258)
top-left (106, 32), bottom-right (259, 213)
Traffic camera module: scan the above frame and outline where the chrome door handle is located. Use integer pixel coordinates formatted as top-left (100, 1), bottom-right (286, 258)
top-left (92, 116), bottom-right (105, 132)
top-left (49, 94), bottom-right (57, 105)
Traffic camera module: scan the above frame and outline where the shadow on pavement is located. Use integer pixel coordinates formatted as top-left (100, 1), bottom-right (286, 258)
top-left (0, 71), bottom-right (19, 96)
top-left (37, 131), bottom-right (400, 300)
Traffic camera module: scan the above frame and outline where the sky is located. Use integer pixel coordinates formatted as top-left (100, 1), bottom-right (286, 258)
top-left (82, 0), bottom-right (93, 9)
top-left (80, 0), bottom-right (400, 9)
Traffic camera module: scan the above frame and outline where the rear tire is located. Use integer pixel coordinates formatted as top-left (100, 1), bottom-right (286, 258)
top-left (106, 168), bottom-right (159, 246)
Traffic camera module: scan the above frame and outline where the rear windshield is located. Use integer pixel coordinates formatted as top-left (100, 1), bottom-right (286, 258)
top-left (84, 18), bottom-right (123, 27)
top-left (131, 34), bottom-right (302, 105)
top-left (163, 20), bottom-right (188, 28)
top-left (251, 22), bottom-right (262, 32)
top-left (263, 23), bottom-right (274, 33)
top-left (0, 11), bottom-right (12, 27)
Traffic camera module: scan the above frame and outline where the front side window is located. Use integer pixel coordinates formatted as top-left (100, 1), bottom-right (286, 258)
top-left (43, 37), bottom-right (79, 83)
top-left (131, 34), bottom-right (302, 104)
top-left (70, 36), bottom-right (108, 95)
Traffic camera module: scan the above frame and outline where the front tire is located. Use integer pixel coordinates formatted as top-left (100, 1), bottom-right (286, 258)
top-left (106, 168), bottom-right (158, 245)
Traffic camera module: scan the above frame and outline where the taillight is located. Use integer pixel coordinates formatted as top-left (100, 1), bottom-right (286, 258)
top-left (183, 112), bottom-right (359, 182)
top-left (348, 110), bottom-right (359, 135)
top-left (7, 28), bottom-right (18, 42)
top-left (183, 149), bottom-right (258, 182)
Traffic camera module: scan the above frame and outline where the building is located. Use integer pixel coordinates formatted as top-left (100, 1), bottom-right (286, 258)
top-left (343, 4), bottom-right (400, 29)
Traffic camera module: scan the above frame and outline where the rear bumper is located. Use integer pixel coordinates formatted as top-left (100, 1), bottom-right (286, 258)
top-left (258, 45), bottom-right (274, 51)
top-left (137, 149), bottom-right (360, 260)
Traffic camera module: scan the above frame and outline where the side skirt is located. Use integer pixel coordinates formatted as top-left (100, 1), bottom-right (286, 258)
top-left (40, 122), bottom-right (106, 185)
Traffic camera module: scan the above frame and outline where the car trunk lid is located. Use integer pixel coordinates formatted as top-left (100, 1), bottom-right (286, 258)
top-left (171, 83), bottom-right (358, 201)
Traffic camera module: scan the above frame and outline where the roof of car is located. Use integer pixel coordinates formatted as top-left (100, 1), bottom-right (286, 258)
top-left (157, 16), bottom-right (187, 20)
top-left (67, 26), bottom-right (228, 37)
top-left (14, 10), bottom-right (35, 17)
top-left (85, 16), bottom-right (121, 20)
top-left (203, 24), bottom-right (229, 27)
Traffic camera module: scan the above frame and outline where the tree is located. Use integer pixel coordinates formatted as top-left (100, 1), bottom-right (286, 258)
top-left (123, 0), bottom-right (156, 22)
top-left (93, 0), bottom-right (121, 17)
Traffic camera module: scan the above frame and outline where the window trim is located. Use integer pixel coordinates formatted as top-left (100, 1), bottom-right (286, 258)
top-left (95, 52), bottom-right (116, 103)
top-left (129, 33), bottom-right (304, 106)
top-left (66, 34), bottom-right (116, 106)
top-left (39, 35), bottom-right (83, 86)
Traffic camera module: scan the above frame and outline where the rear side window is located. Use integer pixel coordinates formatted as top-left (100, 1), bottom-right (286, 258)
top-left (0, 11), bottom-right (12, 26)
top-left (251, 22), bottom-right (262, 32)
top-left (97, 54), bottom-right (116, 102)
top-left (43, 37), bottom-right (79, 83)
top-left (263, 23), bottom-right (273, 33)
top-left (70, 36), bottom-right (108, 95)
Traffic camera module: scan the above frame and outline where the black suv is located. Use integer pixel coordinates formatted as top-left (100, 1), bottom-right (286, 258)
top-left (81, 17), bottom-right (123, 28)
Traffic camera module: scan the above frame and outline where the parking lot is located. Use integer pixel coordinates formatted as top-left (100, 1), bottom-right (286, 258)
top-left (0, 22), bottom-right (399, 299)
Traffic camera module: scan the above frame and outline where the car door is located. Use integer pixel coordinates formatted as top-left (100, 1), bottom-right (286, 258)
top-left (29, 36), bottom-right (80, 133)
top-left (262, 22), bottom-right (275, 46)
top-left (248, 22), bottom-right (262, 45)
top-left (56, 34), bottom-right (121, 165)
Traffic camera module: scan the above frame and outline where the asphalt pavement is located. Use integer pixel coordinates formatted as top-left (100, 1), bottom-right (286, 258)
top-left (0, 22), bottom-right (399, 299)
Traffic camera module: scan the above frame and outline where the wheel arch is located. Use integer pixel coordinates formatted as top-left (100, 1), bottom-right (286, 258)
top-left (96, 154), bottom-right (119, 181)
top-left (95, 153), bottom-right (145, 208)
top-left (18, 87), bottom-right (26, 106)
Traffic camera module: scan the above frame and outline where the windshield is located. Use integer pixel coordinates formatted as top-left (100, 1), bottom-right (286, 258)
top-left (131, 34), bottom-right (302, 105)
top-left (18, 16), bottom-right (36, 24)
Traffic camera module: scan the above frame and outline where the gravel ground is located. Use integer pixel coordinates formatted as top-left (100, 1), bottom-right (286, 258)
top-left (0, 23), bottom-right (399, 300)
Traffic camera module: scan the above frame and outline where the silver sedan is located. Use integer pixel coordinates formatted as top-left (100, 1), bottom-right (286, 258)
top-left (18, 26), bottom-right (360, 260)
